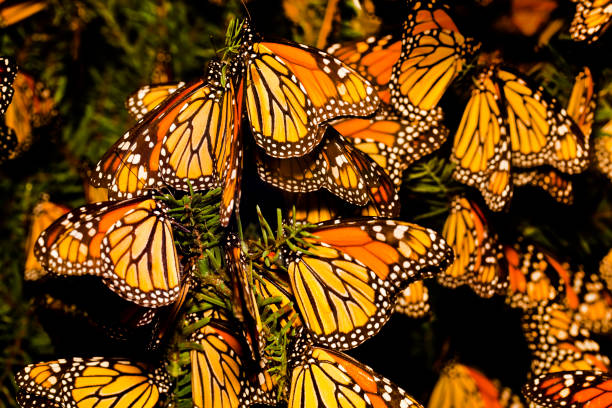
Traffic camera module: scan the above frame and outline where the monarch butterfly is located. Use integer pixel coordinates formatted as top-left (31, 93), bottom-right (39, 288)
top-left (505, 242), bottom-right (577, 311)
top-left (24, 199), bottom-right (70, 281)
top-left (126, 81), bottom-right (186, 120)
top-left (441, 196), bottom-right (506, 298)
top-left (288, 330), bottom-right (424, 408)
top-left (0, 0), bottom-right (46, 27)
top-left (509, 67), bottom-right (594, 205)
top-left (521, 301), bottom-right (610, 376)
top-left (188, 309), bottom-right (275, 408)
top-left (452, 65), bottom-right (590, 211)
top-left (0, 56), bottom-right (17, 115)
top-left (395, 280), bottom-right (431, 318)
top-left (327, 34), bottom-right (401, 104)
top-left (523, 370), bottom-right (612, 408)
top-left (91, 60), bottom-right (243, 226)
top-left (428, 362), bottom-right (509, 408)
top-left (236, 19), bottom-right (380, 159)
top-left (571, 269), bottom-right (612, 334)
top-left (256, 129), bottom-right (399, 217)
top-left (34, 196), bottom-right (182, 308)
top-left (512, 169), bottom-right (574, 205)
top-left (4, 71), bottom-right (55, 159)
top-left (569, 0), bottom-right (612, 43)
top-left (15, 357), bottom-right (170, 408)
top-left (285, 218), bottom-right (453, 349)
top-left (567, 67), bottom-right (595, 139)
top-left (331, 104), bottom-right (449, 186)
top-left (389, 0), bottom-right (480, 120)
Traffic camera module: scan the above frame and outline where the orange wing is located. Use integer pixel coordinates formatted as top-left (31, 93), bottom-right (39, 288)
top-left (91, 60), bottom-right (238, 199)
top-left (331, 104), bottom-right (449, 186)
top-left (289, 335), bottom-right (423, 408)
top-left (256, 130), bottom-right (398, 216)
top-left (327, 34), bottom-right (401, 103)
top-left (34, 197), bottom-right (181, 307)
top-left (451, 68), bottom-right (513, 211)
top-left (524, 370), bottom-right (612, 407)
top-left (521, 301), bottom-right (610, 376)
top-left (24, 200), bottom-right (70, 281)
top-left (505, 242), bottom-right (576, 311)
top-left (241, 21), bottom-right (379, 158)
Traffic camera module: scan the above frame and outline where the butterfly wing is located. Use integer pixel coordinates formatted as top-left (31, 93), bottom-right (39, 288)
top-left (60, 357), bottom-right (169, 408)
top-left (572, 269), bottom-right (612, 334)
top-left (523, 370), bottom-right (612, 407)
top-left (495, 66), bottom-right (590, 174)
top-left (451, 68), bottom-right (513, 211)
top-left (567, 67), bottom-right (595, 138)
top-left (289, 341), bottom-right (423, 408)
top-left (286, 192), bottom-right (340, 224)
top-left (16, 357), bottom-right (169, 408)
top-left (327, 34), bottom-right (401, 103)
top-left (24, 200), bottom-right (70, 281)
top-left (505, 243), bottom-right (575, 311)
top-left (428, 363), bottom-right (502, 408)
top-left (91, 80), bottom-right (205, 198)
top-left (521, 302), bottom-right (610, 376)
top-left (34, 197), bottom-right (181, 307)
top-left (242, 24), bottom-right (379, 158)
top-left (287, 218), bottom-right (452, 349)
top-left (390, 28), bottom-right (479, 118)
top-left (257, 131), bottom-right (398, 214)
top-left (15, 359), bottom-right (74, 407)
top-left (4, 72), bottom-right (55, 158)
top-left (189, 311), bottom-right (275, 408)
top-left (92, 61), bottom-right (237, 198)
top-left (569, 0), bottom-right (612, 43)
top-left (0, 56), bottom-right (17, 115)
top-left (332, 104), bottom-right (449, 186)
top-left (126, 81), bottom-right (186, 120)
top-left (395, 280), bottom-right (430, 318)
top-left (513, 169), bottom-right (573, 204)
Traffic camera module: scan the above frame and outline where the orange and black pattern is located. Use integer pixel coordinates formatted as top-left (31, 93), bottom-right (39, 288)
top-left (569, 0), bottom-right (612, 43)
top-left (15, 357), bottom-right (170, 408)
top-left (523, 370), bottom-right (612, 407)
top-left (256, 130), bottom-right (399, 217)
top-left (188, 309), bottom-right (275, 408)
top-left (521, 301), bottom-right (610, 376)
top-left (441, 196), bottom-right (505, 298)
top-left (238, 20), bottom-right (379, 159)
top-left (34, 197), bottom-right (181, 307)
top-left (390, 0), bottom-right (480, 119)
top-left (331, 104), bottom-right (449, 186)
top-left (452, 65), bottom-right (590, 211)
top-left (505, 242), bottom-right (575, 311)
top-left (285, 218), bottom-right (453, 349)
top-left (288, 330), bottom-right (423, 408)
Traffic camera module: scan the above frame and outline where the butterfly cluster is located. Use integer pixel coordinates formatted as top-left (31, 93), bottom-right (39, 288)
top-left (6, 1), bottom-right (612, 408)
